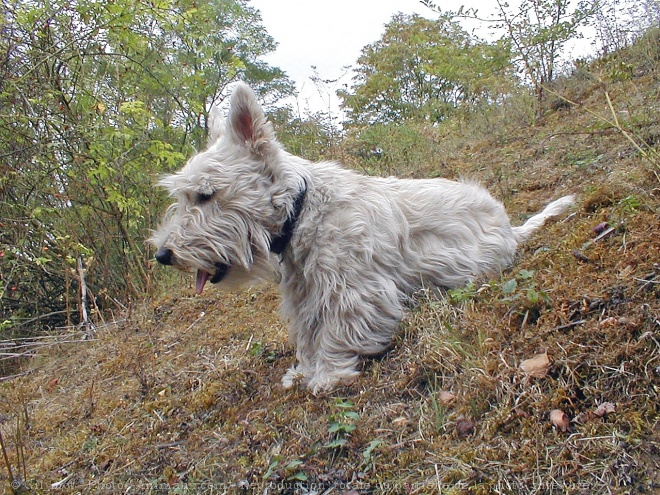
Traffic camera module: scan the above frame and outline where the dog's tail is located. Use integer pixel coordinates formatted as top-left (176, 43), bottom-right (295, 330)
top-left (512, 195), bottom-right (575, 243)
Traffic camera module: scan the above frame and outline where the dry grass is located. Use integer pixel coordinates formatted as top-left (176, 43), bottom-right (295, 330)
top-left (1, 40), bottom-right (659, 495)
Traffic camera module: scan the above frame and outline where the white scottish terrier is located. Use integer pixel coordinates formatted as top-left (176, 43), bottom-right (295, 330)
top-left (150, 82), bottom-right (574, 393)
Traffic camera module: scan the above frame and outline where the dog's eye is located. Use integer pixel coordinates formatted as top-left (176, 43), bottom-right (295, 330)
top-left (197, 192), bottom-right (215, 204)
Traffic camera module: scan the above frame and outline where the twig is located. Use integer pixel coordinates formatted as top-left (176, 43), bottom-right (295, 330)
top-left (51, 473), bottom-right (75, 489)
top-left (84, 379), bottom-right (96, 418)
top-left (0, 428), bottom-right (15, 490)
top-left (77, 256), bottom-right (94, 336)
top-left (8, 311), bottom-right (69, 328)
top-left (0, 353), bottom-right (36, 358)
top-left (183, 312), bottom-right (206, 334)
top-left (603, 90), bottom-right (656, 163)
top-left (0, 333), bottom-right (83, 342)
top-left (580, 226), bottom-right (617, 251)
top-left (0, 369), bottom-right (35, 383)
top-left (155, 441), bottom-right (185, 449)
top-left (543, 83), bottom-right (659, 169)
top-left (0, 338), bottom-right (96, 362)
top-left (537, 129), bottom-right (618, 149)
top-left (553, 319), bottom-right (586, 331)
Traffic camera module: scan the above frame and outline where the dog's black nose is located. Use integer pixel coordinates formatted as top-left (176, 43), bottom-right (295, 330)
top-left (155, 247), bottom-right (174, 266)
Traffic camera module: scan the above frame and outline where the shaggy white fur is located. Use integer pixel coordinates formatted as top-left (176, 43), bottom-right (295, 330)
top-left (150, 82), bottom-right (574, 393)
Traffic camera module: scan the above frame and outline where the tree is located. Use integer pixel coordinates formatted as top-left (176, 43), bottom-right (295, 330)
top-left (592, 0), bottom-right (660, 54)
top-left (339, 14), bottom-right (513, 125)
top-left (0, 0), bottom-right (292, 336)
top-left (270, 107), bottom-right (340, 162)
top-left (422, 0), bottom-right (598, 119)
top-left (495, 0), bottom-right (596, 117)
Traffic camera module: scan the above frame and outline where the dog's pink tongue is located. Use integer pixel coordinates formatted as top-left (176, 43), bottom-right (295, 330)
top-left (195, 269), bottom-right (210, 294)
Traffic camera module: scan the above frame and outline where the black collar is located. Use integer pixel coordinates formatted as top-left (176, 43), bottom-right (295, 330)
top-left (269, 184), bottom-right (307, 255)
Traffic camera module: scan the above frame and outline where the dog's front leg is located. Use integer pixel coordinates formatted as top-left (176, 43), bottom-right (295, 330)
top-left (306, 336), bottom-right (362, 394)
top-left (283, 299), bottom-right (402, 393)
top-left (282, 323), bottom-right (363, 394)
top-left (279, 245), bottom-right (405, 393)
top-left (281, 325), bottom-right (317, 390)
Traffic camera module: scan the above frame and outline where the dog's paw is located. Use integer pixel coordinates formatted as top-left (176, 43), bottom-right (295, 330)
top-left (307, 369), bottom-right (360, 395)
top-left (281, 365), bottom-right (304, 389)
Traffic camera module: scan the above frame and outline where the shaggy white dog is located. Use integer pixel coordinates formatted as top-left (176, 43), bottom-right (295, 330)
top-left (150, 82), bottom-right (574, 393)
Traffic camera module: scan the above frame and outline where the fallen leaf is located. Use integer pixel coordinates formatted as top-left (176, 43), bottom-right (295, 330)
top-left (46, 378), bottom-right (59, 392)
top-left (593, 226), bottom-right (616, 242)
top-left (514, 407), bottom-right (530, 418)
top-left (98, 458), bottom-right (113, 472)
top-left (600, 316), bottom-right (630, 328)
top-left (594, 402), bottom-right (616, 417)
top-left (520, 351), bottom-right (550, 378)
top-left (572, 249), bottom-right (590, 263)
top-left (437, 390), bottom-right (456, 404)
top-left (599, 316), bottom-right (618, 327)
top-left (592, 221), bottom-right (609, 235)
top-left (618, 265), bottom-right (634, 279)
top-left (456, 418), bottom-right (475, 437)
top-left (550, 409), bottom-right (570, 432)
top-left (392, 417), bottom-right (410, 427)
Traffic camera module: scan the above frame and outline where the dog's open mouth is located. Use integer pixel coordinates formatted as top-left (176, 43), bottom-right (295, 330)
top-left (195, 263), bottom-right (229, 294)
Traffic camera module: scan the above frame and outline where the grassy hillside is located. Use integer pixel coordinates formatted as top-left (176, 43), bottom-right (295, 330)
top-left (1, 35), bottom-right (659, 494)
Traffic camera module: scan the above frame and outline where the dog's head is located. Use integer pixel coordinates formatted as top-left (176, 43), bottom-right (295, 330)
top-left (149, 83), bottom-right (307, 292)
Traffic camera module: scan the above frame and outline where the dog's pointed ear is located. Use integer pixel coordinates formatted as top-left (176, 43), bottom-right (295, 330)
top-left (207, 104), bottom-right (225, 146)
top-left (226, 82), bottom-right (274, 153)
